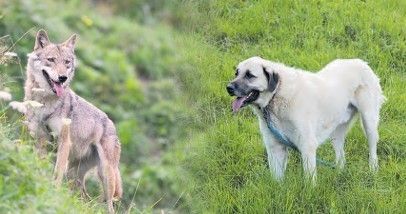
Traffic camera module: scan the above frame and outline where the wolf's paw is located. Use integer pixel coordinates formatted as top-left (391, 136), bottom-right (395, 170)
top-left (61, 118), bottom-right (72, 125)
top-left (9, 101), bottom-right (27, 114)
top-left (24, 100), bottom-right (44, 108)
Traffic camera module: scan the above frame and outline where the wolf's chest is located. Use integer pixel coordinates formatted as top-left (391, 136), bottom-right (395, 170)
top-left (28, 100), bottom-right (65, 135)
top-left (45, 116), bottom-right (65, 136)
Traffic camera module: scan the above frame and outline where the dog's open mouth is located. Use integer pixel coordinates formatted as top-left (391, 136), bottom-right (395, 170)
top-left (232, 90), bottom-right (259, 112)
top-left (42, 70), bottom-right (64, 97)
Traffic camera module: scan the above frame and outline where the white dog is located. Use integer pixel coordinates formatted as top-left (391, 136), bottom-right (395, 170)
top-left (227, 57), bottom-right (385, 181)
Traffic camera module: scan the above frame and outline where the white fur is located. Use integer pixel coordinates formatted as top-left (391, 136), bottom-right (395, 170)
top-left (238, 57), bottom-right (385, 181)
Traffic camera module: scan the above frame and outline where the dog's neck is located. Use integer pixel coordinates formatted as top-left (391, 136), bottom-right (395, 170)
top-left (253, 87), bottom-right (288, 124)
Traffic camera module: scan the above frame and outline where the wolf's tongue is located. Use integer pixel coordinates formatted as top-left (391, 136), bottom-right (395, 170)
top-left (232, 96), bottom-right (247, 113)
top-left (53, 83), bottom-right (64, 97)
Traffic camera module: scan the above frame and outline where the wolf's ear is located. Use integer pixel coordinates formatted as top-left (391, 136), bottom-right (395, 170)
top-left (34, 29), bottom-right (50, 50)
top-left (263, 66), bottom-right (279, 92)
top-left (63, 34), bottom-right (77, 49)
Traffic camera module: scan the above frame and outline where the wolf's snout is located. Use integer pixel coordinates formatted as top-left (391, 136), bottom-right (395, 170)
top-left (226, 83), bottom-right (235, 96)
top-left (58, 76), bottom-right (68, 83)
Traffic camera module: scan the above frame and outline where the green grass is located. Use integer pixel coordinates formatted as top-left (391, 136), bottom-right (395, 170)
top-left (0, 113), bottom-right (102, 213)
top-left (170, 0), bottom-right (406, 213)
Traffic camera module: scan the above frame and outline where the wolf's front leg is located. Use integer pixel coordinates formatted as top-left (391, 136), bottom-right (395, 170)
top-left (53, 119), bottom-right (72, 186)
top-left (265, 141), bottom-right (288, 181)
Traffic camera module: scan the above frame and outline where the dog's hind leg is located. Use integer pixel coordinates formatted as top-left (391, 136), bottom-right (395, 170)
top-left (95, 142), bottom-right (115, 214)
top-left (331, 114), bottom-right (355, 169)
top-left (331, 124), bottom-right (347, 170)
top-left (54, 119), bottom-right (72, 186)
top-left (360, 111), bottom-right (380, 171)
top-left (354, 86), bottom-right (382, 172)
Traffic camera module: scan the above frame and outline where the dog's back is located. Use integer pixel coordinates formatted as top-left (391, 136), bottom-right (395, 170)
top-left (319, 59), bottom-right (385, 108)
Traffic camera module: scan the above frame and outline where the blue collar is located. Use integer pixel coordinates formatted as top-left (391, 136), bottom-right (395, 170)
top-left (261, 106), bottom-right (297, 150)
top-left (267, 119), bottom-right (298, 150)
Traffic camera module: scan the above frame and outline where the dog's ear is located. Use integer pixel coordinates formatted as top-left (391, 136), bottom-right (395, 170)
top-left (263, 66), bottom-right (279, 92)
top-left (34, 29), bottom-right (50, 50)
top-left (63, 34), bottom-right (77, 50)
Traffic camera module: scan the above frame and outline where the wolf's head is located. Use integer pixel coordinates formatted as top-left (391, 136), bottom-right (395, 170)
top-left (27, 29), bottom-right (77, 97)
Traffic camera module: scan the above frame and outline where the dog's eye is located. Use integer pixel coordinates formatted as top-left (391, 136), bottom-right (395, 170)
top-left (235, 69), bottom-right (239, 76)
top-left (245, 72), bottom-right (256, 79)
top-left (47, 57), bottom-right (55, 63)
top-left (65, 60), bottom-right (71, 65)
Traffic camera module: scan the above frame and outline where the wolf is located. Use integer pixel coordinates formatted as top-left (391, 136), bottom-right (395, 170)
top-left (227, 56), bottom-right (385, 182)
top-left (24, 29), bottom-right (122, 213)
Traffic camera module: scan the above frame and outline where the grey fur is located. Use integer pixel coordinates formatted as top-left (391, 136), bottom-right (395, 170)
top-left (24, 29), bottom-right (122, 213)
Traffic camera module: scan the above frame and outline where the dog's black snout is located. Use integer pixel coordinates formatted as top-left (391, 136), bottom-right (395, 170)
top-left (226, 83), bottom-right (235, 96)
top-left (58, 76), bottom-right (68, 83)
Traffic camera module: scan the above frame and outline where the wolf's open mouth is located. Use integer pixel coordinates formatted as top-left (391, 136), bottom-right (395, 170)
top-left (42, 70), bottom-right (64, 97)
top-left (232, 90), bottom-right (259, 112)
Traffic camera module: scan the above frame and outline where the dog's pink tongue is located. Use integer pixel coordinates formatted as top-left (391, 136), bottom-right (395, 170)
top-left (232, 97), bottom-right (246, 113)
top-left (54, 83), bottom-right (64, 97)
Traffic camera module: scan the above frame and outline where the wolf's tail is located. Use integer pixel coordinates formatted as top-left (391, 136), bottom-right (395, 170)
top-left (113, 139), bottom-right (123, 200)
top-left (113, 166), bottom-right (123, 200)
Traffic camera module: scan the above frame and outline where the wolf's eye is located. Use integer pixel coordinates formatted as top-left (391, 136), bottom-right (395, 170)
top-left (245, 71), bottom-right (256, 79)
top-left (47, 57), bottom-right (55, 63)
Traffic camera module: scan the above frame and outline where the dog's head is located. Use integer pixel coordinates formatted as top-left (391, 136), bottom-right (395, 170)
top-left (28, 29), bottom-right (77, 97)
top-left (227, 56), bottom-right (279, 112)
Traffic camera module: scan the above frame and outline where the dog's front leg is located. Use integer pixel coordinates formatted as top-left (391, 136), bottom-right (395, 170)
top-left (265, 142), bottom-right (288, 181)
top-left (53, 119), bottom-right (72, 186)
top-left (257, 114), bottom-right (288, 181)
top-left (300, 144), bottom-right (317, 184)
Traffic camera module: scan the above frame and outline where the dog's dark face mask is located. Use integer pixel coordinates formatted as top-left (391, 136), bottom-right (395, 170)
top-left (227, 64), bottom-right (279, 112)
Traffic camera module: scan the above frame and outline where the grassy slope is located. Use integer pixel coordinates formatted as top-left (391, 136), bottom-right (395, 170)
top-left (172, 0), bottom-right (406, 213)
top-left (0, 113), bottom-right (102, 213)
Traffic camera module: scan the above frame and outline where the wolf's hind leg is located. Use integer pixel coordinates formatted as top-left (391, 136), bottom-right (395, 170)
top-left (68, 157), bottom-right (98, 199)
